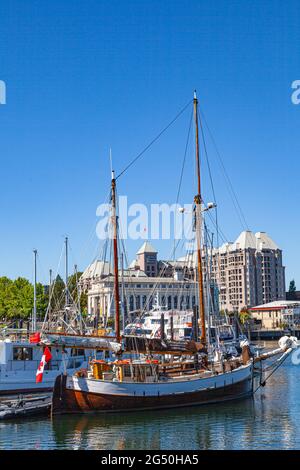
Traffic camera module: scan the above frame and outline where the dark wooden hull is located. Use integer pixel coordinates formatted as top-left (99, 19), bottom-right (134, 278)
top-left (52, 374), bottom-right (253, 415)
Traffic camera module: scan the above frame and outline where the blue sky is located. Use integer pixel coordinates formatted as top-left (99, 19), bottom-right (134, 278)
top-left (0, 0), bottom-right (299, 287)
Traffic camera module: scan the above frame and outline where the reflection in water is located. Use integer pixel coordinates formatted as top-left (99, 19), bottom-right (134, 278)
top-left (1, 353), bottom-right (300, 449)
top-left (51, 398), bottom-right (256, 450)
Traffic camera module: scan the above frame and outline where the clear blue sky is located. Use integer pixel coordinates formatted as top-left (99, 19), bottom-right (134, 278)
top-left (0, 0), bottom-right (299, 287)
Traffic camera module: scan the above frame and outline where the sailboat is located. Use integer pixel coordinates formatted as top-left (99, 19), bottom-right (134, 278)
top-left (0, 241), bottom-right (116, 396)
top-left (51, 92), bottom-right (297, 414)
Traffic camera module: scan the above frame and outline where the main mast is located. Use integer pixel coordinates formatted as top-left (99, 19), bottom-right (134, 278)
top-left (193, 91), bottom-right (206, 344)
top-left (111, 171), bottom-right (121, 342)
top-left (32, 249), bottom-right (37, 332)
top-left (65, 236), bottom-right (69, 307)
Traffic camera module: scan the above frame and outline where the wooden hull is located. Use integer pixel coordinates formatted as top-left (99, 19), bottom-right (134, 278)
top-left (52, 364), bottom-right (253, 415)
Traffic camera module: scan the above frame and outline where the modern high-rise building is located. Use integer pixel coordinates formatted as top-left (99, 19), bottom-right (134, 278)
top-left (209, 231), bottom-right (286, 312)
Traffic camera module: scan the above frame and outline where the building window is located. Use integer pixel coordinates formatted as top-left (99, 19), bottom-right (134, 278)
top-left (129, 295), bottom-right (134, 311)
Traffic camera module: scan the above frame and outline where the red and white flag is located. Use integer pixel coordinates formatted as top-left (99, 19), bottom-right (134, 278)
top-left (36, 347), bottom-right (52, 383)
top-left (29, 332), bottom-right (41, 344)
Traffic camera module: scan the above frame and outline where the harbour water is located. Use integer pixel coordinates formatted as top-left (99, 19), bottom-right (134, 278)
top-left (1, 345), bottom-right (300, 450)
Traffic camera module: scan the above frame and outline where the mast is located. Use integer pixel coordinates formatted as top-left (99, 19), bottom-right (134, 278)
top-left (121, 253), bottom-right (126, 332)
top-left (49, 269), bottom-right (52, 294)
top-left (111, 171), bottom-right (121, 342)
top-left (65, 236), bottom-right (69, 307)
top-left (32, 249), bottom-right (37, 332)
top-left (193, 90), bottom-right (206, 344)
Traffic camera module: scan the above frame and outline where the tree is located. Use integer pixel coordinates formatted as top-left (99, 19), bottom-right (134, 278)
top-left (0, 277), bottom-right (49, 321)
top-left (49, 275), bottom-right (65, 311)
top-left (289, 280), bottom-right (297, 293)
top-left (0, 277), bottom-right (14, 319)
top-left (67, 272), bottom-right (88, 314)
top-left (239, 307), bottom-right (251, 325)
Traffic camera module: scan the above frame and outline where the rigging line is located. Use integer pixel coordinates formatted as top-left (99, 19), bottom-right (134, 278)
top-left (116, 99), bottom-right (193, 180)
top-left (42, 242), bottom-right (65, 330)
top-left (198, 106), bottom-right (220, 249)
top-left (203, 202), bottom-right (228, 244)
top-left (138, 234), bottom-right (189, 318)
top-left (199, 108), bottom-right (249, 231)
top-left (175, 108), bottom-right (194, 205)
top-left (77, 188), bottom-right (111, 270)
top-left (173, 108), bottom-right (193, 260)
top-left (253, 350), bottom-right (292, 394)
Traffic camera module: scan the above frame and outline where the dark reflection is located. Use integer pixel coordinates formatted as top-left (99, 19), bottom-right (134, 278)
top-left (51, 398), bottom-right (256, 450)
top-left (1, 349), bottom-right (300, 449)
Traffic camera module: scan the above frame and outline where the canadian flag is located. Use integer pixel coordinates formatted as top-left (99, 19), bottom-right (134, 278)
top-left (36, 347), bottom-right (52, 383)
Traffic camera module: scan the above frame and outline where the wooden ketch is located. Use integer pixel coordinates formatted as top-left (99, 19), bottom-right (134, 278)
top-left (51, 92), bottom-right (293, 415)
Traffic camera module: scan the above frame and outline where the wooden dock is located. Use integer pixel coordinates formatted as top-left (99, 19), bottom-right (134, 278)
top-left (0, 393), bottom-right (51, 420)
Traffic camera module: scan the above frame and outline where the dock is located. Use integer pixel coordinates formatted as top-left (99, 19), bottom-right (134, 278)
top-left (0, 393), bottom-right (52, 420)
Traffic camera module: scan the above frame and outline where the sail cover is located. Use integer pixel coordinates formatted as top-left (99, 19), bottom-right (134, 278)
top-left (41, 333), bottom-right (122, 353)
top-left (123, 335), bottom-right (203, 355)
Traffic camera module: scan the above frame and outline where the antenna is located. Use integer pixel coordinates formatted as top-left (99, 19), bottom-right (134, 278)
top-left (109, 148), bottom-right (113, 175)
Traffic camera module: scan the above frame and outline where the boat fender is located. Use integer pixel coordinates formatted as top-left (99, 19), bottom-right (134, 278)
top-left (240, 339), bottom-right (250, 348)
top-left (278, 336), bottom-right (298, 350)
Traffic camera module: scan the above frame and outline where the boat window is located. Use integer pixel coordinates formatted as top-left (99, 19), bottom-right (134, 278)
top-left (184, 328), bottom-right (192, 338)
top-left (123, 365), bottom-right (132, 377)
top-left (13, 347), bottom-right (33, 361)
top-left (71, 348), bottom-right (85, 356)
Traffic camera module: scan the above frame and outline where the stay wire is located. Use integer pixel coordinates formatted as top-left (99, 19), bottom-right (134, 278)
top-left (116, 99), bottom-right (193, 180)
top-left (199, 108), bottom-right (249, 231)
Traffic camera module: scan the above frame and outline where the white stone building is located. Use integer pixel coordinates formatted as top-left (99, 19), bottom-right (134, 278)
top-left (80, 242), bottom-right (198, 323)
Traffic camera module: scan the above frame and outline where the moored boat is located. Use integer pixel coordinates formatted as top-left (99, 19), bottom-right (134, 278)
top-left (51, 92), bottom-right (298, 415)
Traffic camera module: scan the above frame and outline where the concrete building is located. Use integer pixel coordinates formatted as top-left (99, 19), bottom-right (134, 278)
top-left (209, 231), bottom-right (286, 313)
top-left (249, 300), bottom-right (300, 330)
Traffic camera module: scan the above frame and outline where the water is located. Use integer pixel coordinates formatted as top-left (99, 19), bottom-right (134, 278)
top-left (1, 349), bottom-right (300, 450)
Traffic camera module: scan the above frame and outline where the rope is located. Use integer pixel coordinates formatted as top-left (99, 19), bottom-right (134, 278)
top-left (253, 348), bottom-right (292, 394)
top-left (116, 99), bottom-right (193, 180)
top-left (199, 108), bottom-right (249, 231)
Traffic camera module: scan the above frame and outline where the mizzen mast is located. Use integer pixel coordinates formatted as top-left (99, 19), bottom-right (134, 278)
top-left (193, 90), bottom-right (206, 345)
top-left (111, 170), bottom-right (121, 342)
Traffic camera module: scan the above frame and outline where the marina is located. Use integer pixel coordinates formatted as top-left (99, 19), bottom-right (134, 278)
top-left (0, 345), bottom-right (299, 449)
top-left (1, 1), bottom-right (299, 454)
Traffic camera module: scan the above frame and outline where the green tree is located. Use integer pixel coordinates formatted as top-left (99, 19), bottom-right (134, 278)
top-left (0, 277), bottom-right (14, 319)
top-left (239, 307), bottom-right (251, 325)
top-left (49, 275), bottom-right (65, 311)
top-left (67, 272), bottom-right (88, 314)
top-left (0, 276), bottom-right (49, 321)
top-left (36, 283), bottom-right (49, 320)
top-left (289, 280), bottom-right (297, 293)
